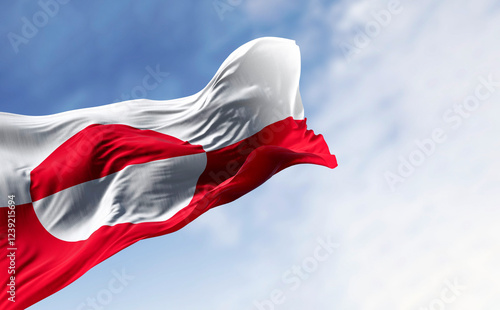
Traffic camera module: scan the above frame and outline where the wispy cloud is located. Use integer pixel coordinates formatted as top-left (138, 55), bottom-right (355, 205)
top-left (4, 0), bottom-right (500, 309)
top-left (255, 0), bottom-right (500, 309)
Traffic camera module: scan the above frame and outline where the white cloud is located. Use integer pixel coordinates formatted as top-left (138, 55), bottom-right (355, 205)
top-left (205, 0), bottom-right (500, 309)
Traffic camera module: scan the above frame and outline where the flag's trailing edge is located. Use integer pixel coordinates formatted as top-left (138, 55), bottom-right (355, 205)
top-left (0, 37), bottom-right (337, 309)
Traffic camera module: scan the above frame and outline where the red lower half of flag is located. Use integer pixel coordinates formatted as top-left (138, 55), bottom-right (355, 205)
top-left (0, 117), bottom-right (336, 309)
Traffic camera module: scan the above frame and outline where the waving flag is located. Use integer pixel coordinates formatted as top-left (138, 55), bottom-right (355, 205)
top-left (0, 37), bottom-right (337, 309)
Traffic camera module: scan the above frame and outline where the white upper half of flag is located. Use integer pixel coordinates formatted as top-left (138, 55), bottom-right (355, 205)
top-left (0, 37), bottom-right (304, 207)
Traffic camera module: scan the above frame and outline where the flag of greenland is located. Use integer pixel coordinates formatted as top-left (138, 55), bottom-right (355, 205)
top-left (0, 37), bottom-right (337, 309)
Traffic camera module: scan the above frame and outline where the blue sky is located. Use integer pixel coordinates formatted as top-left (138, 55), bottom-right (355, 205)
top-left (2, 0), bottom-right (500, 309)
